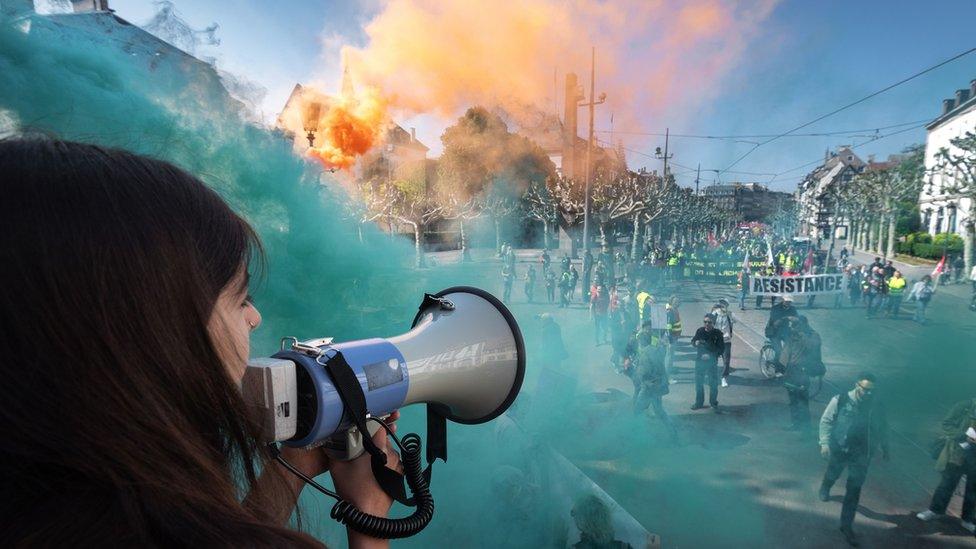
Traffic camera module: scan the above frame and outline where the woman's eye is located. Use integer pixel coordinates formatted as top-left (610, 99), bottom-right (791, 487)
top-left (242, 294), bottom-right (254, 307)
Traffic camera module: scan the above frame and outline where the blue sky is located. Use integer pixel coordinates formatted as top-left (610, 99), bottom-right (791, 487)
top-left (108, 1), bottom-right (976, 192)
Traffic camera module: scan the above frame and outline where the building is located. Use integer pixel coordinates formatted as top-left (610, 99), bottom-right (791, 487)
top-left (796, 146), bottom-right (866, 239)
top-left (516, 72), bottom-right (624, 180)
top-left (703, 182), bottom-right (794, 221)
top-left (3, 0), bottom-right (236, 114)
top-left (276, 76), bottom-right (429, 180)
top-left (919, 79), bottom-right (976, 236)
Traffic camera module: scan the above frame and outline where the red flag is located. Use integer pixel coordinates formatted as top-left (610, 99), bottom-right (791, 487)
top-left (932, 255), bottom-right (946, 277)
top-left (803, 248), bottom-right (815, 272)
top-left (707, 232), bottom-right (718, 248)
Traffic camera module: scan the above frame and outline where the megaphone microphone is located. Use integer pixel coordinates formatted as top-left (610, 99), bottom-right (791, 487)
top-left (242, 286), bottom-right (525, 539)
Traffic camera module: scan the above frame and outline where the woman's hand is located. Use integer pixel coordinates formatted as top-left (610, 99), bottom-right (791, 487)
top-left (331, 410), bottom-right (402, 549)
top-left (331, 410), bottom-right (402, 514)
top-left (279, 443), bottom-right (331, 480)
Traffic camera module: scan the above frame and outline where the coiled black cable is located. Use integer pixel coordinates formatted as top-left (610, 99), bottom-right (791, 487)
top-left (270, 419), bottom-right (435, 539)
top-left (329, 431), bottom-right (434, 539)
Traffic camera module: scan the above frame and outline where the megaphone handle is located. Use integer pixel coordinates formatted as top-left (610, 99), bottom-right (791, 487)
top-left (318, 350), bottom-right (389, 466)
top-left (319, 349), bottom-right (416, 507)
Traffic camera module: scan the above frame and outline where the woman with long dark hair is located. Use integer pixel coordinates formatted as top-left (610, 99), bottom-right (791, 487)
top-left (0, 138), bottom-right (398, 547)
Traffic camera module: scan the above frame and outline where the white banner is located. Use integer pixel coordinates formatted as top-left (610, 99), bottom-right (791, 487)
top-left (751, 274), bottom-right (845, 296)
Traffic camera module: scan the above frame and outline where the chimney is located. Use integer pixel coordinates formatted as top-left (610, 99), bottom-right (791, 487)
top-left (562, 72), bottom-right (580, 180)
top-left (410, 127), bottom-right (416, 142)
top-left (943, 98), bottom-right (956, 115)
top-left (958, 88), bottom-right (972, 106)
top-left (72, 0), bottom-right (109, 12)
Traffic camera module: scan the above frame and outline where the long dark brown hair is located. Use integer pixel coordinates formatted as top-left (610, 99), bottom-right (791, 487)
top-left (0, 139), bottom-right (320, 547)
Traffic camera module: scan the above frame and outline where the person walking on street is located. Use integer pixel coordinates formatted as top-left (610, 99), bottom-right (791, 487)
top-left (624, 320), bottom-right (678, 442)
top-left (582, 249), bottom-right (593, 304)
top-left (739, 268), bottom-right (750, 310)
top-left (885, 270), bottom-right (906, 318)
top-left (502, 263), bottom-right (515, 302)
top-left (570, 265), bottom-right (580, 303)
top-left (916, 398), bottom-right (976, 533)
top-left (819, 373), bottom-right (890, 547)
top-left (558, 268), bottom-right (572, 308)
top-left (544, 267), bottom-right (556, 304)
top-left (848, 265), bottom-right (864, 307)
top-left (665, 295), bottom-right (682, 383)
top-left (953, 255), bottom-right (965, 284)
top-left (524, 264), bottom-right (537, 303)
top-left (908, 275), bottom-right (935, 324)
top-left (711, 299), bottom-right (734, 388)
top-left (590, 283), bottom-right (610, 345)
top-left (780, 316), bottom-right (823, 430)
top-left (766, 295), bottom-right (798, 367)
top-left (691, 313), bottom-right (724, 412)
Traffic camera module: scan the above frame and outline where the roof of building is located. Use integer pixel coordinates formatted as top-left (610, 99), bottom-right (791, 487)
top-left (927, 82), bottom-right (976, 132)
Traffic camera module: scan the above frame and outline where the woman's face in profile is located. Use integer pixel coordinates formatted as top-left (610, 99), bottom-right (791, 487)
top-left (208, 268), bottom-right (262, 383)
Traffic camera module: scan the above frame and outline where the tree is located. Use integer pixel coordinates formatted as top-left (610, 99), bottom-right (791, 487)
top-left (437, 107), bottom-right (555, 252)
top-left (931, 130), bottom-right (976, 273)
top-left (438, 106), bottom-right (555, 199)
top-left (522, 179), bottom-right (558, 250)
top-left (477, 186), bottom-right (519, 253)
top-left (590, 174), bottom-right (648, 253)
top-left (442, 193), bottom-right (479, 262)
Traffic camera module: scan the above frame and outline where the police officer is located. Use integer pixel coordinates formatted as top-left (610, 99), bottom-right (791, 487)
top-left (819, 373), bottom-right (890, 547)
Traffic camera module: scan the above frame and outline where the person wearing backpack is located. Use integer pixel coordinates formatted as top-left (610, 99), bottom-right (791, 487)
top-left (916, 400), bottom-right (976, 532)
top-left (780, 316), bottom-right (823, 430)
top-left (908, 274), bottom-right (935, 324)
top-left (818, 373), bottom-right (890, 547)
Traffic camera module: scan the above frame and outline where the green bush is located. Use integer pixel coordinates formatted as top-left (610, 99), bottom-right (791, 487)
top-left (933, 232), bottom-right (964, 249)
top-left (896, 242), bottom-right (913, 255)
top-left (912, 231), bottom-right (932, 244)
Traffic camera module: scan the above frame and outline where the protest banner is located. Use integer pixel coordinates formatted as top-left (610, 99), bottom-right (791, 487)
top-left (750, 274), bottom-right (845, 296)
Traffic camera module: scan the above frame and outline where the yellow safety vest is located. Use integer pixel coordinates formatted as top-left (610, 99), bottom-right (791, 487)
top-left (636, 291), bottom-right (653, 324)
top-left (888, 277), bottom-right (906, 295)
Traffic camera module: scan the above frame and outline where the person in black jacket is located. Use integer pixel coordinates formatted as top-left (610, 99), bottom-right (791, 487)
top-left (691, 313), bottom-right (725, 412)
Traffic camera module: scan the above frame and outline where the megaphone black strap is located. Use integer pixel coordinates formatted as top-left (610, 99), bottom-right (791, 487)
top-left (318, 349), bottom-right (413, 506)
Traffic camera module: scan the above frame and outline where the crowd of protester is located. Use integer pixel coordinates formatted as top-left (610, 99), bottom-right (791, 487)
top-left (500, 228), bottom-right (972, 547)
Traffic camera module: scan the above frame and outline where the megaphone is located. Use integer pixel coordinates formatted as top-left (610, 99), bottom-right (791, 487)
top-left (242, 286), bottom-right (525, 457)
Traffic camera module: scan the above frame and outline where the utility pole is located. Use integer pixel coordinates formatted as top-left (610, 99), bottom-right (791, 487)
top-left (695, 163), bottom-right (701, 195)
top-left (580, 46), bottom-right (606, 256)
top-left (655, 127), bottom-right (673, 182)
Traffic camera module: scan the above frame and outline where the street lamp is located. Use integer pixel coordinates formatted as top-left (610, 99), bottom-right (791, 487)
top-left (654, 128), bottom-right (674, 181)
top-left (302, 101), bottom-right (322, 148)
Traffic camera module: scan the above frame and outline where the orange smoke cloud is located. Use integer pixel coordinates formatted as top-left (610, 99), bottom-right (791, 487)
top-left (280, 85), bottom-right (388, 170)
top-left (340, 0), bottom-right (778, 131)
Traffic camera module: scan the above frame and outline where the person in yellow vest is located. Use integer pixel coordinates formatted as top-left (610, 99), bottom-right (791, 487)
top-left (885, 270), bottom-right (907, 318)
top-left (666, 252), bottom-right (679, 282)
top-left (635, 288), bottom-right (654, 329)
top-left (784, 254), bottom-right (796, 274)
